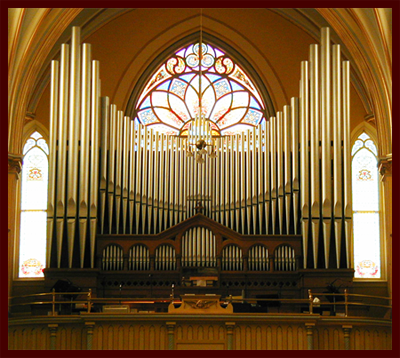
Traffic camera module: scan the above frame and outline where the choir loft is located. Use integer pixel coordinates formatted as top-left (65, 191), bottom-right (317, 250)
top-left (8, 7), bottom-right (393, 351)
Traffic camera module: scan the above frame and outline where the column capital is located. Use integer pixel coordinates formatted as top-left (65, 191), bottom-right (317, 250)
top-left (166, 321), bottom-right (176, 331)
top-left (48, 323), bottom-right (59, 331)
top-left (85, 321), bottom-right (96, 329)
top-left (8, 153), bottom-right (23, 176)
top-left (225, 322), bottom-right (236, 332)
top-left (342, 325), bottom-right (353, 333)
top-left (378, 155), bottom-right (392, 179)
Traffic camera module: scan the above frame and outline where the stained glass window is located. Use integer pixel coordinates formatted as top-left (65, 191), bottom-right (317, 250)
top-left (19, 131), bottom-right (48, 278)
top-left (135, 42), bottom-right (266, 136)
top-left (352, 132), bottom-right (381, 278)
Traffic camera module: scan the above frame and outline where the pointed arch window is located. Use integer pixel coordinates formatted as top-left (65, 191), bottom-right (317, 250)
top-left (18, 131), bottom-right (48, 278)
top-left (351, 132), bottom-right (381, 278)
top-left (135, 42), bottom-right (266, 136)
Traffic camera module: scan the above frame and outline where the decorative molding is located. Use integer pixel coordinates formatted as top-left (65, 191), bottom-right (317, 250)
top-left (364, 113), bottom-right (376, 126)
top-left (378, 155), bottom-right (392, 179)
top-left (8, 153), bottom-right (23, 176)
top-left (24, 111), bottom-right (36, 123)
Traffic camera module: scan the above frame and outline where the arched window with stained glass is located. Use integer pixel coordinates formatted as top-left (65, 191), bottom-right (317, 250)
top-left (18, 131), bottom-right (49, 278)
top-left (134, 42), bottom-right (266, 136)
top-left (351, 132), bottom-right (381, 279)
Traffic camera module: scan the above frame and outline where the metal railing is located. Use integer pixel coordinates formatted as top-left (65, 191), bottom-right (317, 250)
top-left (8, 289), bottom-right (392, 318)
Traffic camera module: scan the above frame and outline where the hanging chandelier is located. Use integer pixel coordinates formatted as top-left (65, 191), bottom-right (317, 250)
top-left (185, 115), bottom-right (217, 163)
top-left (184, 9), bottom-right (217, 163)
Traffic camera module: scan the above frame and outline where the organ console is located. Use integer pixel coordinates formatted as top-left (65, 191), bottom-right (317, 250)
top-left (45, 26), bottom-right (353, 300)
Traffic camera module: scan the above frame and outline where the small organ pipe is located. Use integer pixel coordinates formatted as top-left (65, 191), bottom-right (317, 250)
top-left (257, 125), bottom-right (263, 234)
top-left (276, 111), bottom-right (284, 235)
top-left (240, 132), bottom-right (246, 234)
top-left (160, 134), bottom-right (166, 231)
top-left (264, 121), bottom-right (270, 235)
top-left (153, 131), bottom-right (160, 233)
top-left (147, 129), bottom-right (154, 233)
top-left (246, 131), bottom-right (252, 234)
top-left (129, 120), bottom-right (136, 234)
top-left (283, 105), bottom-right (292, 235)
top-left (252, 127), bottom-right (257, 234)
top-left (135, 124), bottom-right (143, 234)
top-left (122, 116), bottom-right (130, 234)
top-left (270, 116), bottom-right (277, 234)
top-left (291, 97), bottom-right (300, 235)
top-left (114, 110), bottom-right (123, 234)
top-left (108, 105), bottom-right (117, 234)
top-left (99, 96), bottom-right (109, 234)
top-left (228, 136), bottom-right (233, 228)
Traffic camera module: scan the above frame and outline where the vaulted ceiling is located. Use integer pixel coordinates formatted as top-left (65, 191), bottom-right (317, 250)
top-left (8, 8), bottom-right (392, 157)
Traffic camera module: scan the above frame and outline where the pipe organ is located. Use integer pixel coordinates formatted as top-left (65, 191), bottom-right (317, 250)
top-left (128, 244), bottom-right (150, 271)
top-left (248, 245), bottom-right (269, 271)
top-left (182, 227), bottom-right (217, 268)
top-left (46, 25), bottom-right (352, 289)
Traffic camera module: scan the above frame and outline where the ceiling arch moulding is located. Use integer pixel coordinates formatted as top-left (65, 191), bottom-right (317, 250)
top-left (125, 30), bottom-right (275, 123)
top-left (8, 8), bottom-right (82, 154)
top-left (272, 8), bottom-right (373, 116)
top-left (316, 8), bottom-right (391, 157)
top-left (27, 8), bottom-right (132, 117)
top-left (114, 11), bottom-right (288, 117)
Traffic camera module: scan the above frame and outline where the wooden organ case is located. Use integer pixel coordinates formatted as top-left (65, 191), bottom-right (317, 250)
top-left (44, 27), bottom-right (354, 308)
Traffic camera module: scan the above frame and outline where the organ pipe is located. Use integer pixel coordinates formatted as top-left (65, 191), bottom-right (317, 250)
top-left (270, 116), bottom-right (277, 234)
top-left (55, 44), bottom-right (69, 268)
top-left (114, 110), bottom-right (123, 234)
top-left (78, 43), bottom-right (91, 268)
top-left (283, 105), bottom-right (291, 235)
top-left (300, 60), bottom-right (310, 268)
top-left (67, 26), bottom-right (81, 268)
top-left (309, 44), bottom-right (320, 268)
top-left (343, 60), bottom-right (352, 268)
top-left (89, 60), bottom-right (100, 268)
top-left (128, 119), bottom-right (136, 234)
top-left (321, 27), bottom-right (332, 268)
top-left (276, 111), bottom-right (284, 234)
top-left (99, 96), bottom-right (109, 234)
top-left (47, 60), bottom-right (59, 268)
top-left (122, 116), bottom-right (130, 234)
top-left (107, 104), bottom-right (117, 234)
top-left (291, 97), bottom-right (299, 235)
top-left (333, 45), bottom-right (343, 268)
top-left (264, 120), bottom-right (270, 235)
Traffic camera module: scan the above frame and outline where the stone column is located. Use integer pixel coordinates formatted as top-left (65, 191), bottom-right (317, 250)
top-left (225, 322), bottom-right (235, 350)
top-left (166, 321), bottom-right (176, 350)
top-left (8, 154), bottom-right (22, 304)
top-left (342, 325), bottom-right (352, 350)
top-left (379, 157), bottom-right (392, 302)
top-left (85, 322), bottom-right (96, 350)
top-left (48, 324), bottom-right (58, 350)
top-left (305, 323), bottom-right (315, 350)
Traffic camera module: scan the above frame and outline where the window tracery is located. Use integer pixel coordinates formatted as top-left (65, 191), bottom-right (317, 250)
top-left (135, 42), bottom-right (266, 136)
top-left (19, 131), bottom-right (48, 278)
top-left (352, 132), bottom-right (381, 278)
